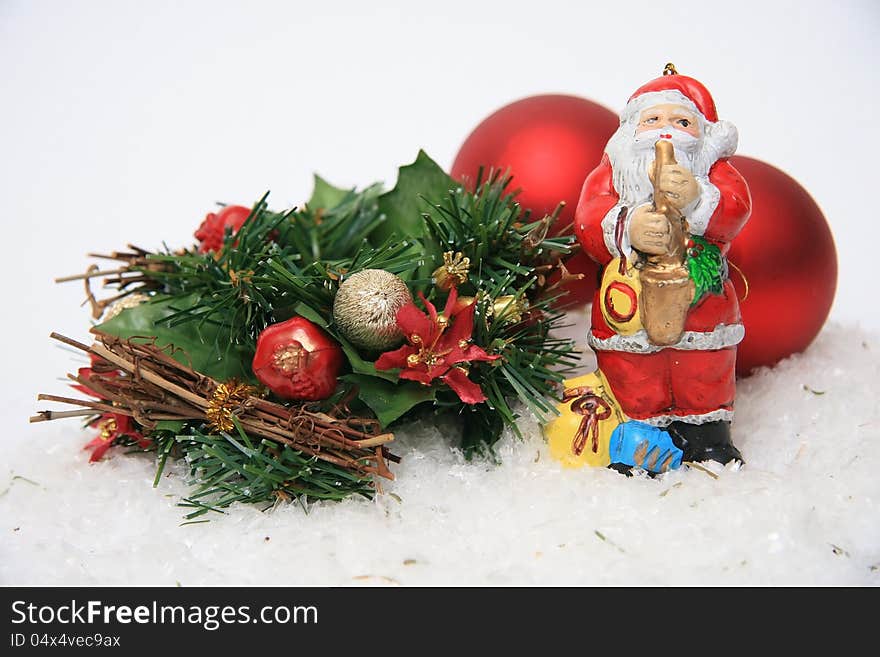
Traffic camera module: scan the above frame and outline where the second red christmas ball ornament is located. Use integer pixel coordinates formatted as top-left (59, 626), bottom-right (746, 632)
top-left (252, 317), bottom-right (344, 401)
top-left (729, 155), bottom-right (837, 375)
top-left (451, 94), bottom-right (619, 305)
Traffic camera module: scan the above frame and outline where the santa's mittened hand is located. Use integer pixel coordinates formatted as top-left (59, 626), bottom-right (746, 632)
top-left (629, 206), bottom-right (671, 255)
top-left (655, 164), bottom-right (699, 209)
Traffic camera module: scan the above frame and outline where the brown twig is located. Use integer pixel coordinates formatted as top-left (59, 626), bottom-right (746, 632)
top-left (34, 332), bottom-right (396, 481)
top-left (29, 409), bottom-right (98, 423)
top-left (36, 394), bottom-right (134, 417)
top-left (57, 246), bottom-right (168, 319)
top-left (55, 268), bottom-right (131, 283)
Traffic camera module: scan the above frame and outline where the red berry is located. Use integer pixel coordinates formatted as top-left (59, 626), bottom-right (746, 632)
top-left (194, 205), bottom-right (252, 253)
top-left (252, 317), bottom-right (344, 401)
top-left (687, 239), bottom-right (695, 248)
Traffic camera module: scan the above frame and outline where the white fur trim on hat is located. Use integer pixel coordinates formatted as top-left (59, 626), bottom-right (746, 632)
top-left (620, 89), bottom-right (705, 127)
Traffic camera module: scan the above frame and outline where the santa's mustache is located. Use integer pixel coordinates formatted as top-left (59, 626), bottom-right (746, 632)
top-left (632, 127), bottom-right (700, 158)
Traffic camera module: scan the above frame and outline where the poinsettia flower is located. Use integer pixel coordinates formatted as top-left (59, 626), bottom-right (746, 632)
top-left (73, 354), bottom-right (120, 398)
top-left (375, 287), bottom-right (499, 404)
top-left (83, 413), bottom-right (150, 463)
top-left (73, 355), bottom-right (150, 461)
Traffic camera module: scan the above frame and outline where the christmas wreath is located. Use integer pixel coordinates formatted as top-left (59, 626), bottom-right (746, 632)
top-left (32, 151), bottom-right (581, 519)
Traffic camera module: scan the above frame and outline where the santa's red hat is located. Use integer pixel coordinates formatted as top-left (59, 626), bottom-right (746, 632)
top-left (612, 65), bottom-right (738, 162)
top-left (628, 73), bottom-right (718, 123)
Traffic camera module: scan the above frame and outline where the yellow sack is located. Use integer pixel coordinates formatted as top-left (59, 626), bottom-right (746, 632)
top-left (545, 370), bottom-right (627, 468)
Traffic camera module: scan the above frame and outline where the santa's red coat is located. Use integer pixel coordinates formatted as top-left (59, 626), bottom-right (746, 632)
top-left (574, 155), bottom-right (751, 424)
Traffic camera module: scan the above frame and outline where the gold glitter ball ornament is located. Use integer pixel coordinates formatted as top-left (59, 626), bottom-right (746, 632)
top-left (332, 269), bottom-right (413, 351)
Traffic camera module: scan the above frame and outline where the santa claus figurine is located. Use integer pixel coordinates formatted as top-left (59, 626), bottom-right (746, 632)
top-left (545, 65), bottom-right (750, 475)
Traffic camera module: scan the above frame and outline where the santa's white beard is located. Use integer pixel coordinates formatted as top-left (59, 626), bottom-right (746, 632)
top-left (607, 128), bottom-right (716, 207)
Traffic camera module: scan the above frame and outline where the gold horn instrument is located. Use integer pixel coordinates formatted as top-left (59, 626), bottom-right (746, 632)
top-left (638, 140), bottom-right (695, 345)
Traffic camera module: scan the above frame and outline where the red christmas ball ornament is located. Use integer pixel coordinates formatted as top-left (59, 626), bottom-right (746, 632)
top-left (451, 94), bottom-right (619, 305)
top-left (252, 317), bottom-right (344, 401)
top-left (194, 205), bottom-right (252, 253)
top-left (728, 156), bottom-right (837, 375)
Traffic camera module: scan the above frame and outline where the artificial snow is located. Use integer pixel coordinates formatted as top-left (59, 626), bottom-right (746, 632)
top-left (3, 316), bottom-right (878, 586)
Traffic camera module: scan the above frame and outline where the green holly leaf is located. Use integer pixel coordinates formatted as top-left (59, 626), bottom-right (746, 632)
top-left (292, 301), bottom-right (330, 328)
top-left (374, 151), bottom-right (458, 276)
top-left (307, 174), bottom-right (351, 210)
top-left (95, 294), bottom-right (257, 383)
top-left (341, 373), bottom-right (436, 428)
top-left (338, 341), bottom-right (401, 382)
top-left (152, 420), bottom-right (186, 433)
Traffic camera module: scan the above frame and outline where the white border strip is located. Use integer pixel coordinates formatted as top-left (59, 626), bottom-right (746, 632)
top-left (637, 409), bottom-right (734, 427)
top-left (588, 323), bottom-right (744, 353)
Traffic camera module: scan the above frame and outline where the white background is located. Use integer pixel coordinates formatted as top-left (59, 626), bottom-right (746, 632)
top-left (1, 0), bottom-right (878, 587)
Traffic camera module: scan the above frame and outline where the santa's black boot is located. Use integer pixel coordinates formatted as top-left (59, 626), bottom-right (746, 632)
top-left (608, 462), bottom-right (634, 477)
top-left (666, 420), bottom-right (743, 466)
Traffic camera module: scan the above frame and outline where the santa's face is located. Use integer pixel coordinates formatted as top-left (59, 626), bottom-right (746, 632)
top-left (631, 103), bottom-right (703, 164)
top-left (606, 102), bottom-right (707, 205)
top-left (604, 93), bottom-right (738, 208)
top-left (635, 104), bottom-right (700, 138)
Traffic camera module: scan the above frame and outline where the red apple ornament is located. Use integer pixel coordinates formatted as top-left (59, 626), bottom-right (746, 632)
top-left (252, 317), bottom-right (344, 401)
top-left (728, 156), bottom-right (837, 375)
top-left (451, 94), bottom-right (619, 305)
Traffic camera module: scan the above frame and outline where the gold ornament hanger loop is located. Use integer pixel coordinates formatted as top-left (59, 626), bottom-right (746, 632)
top-left (663, 62), bottom-right (678, 76)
